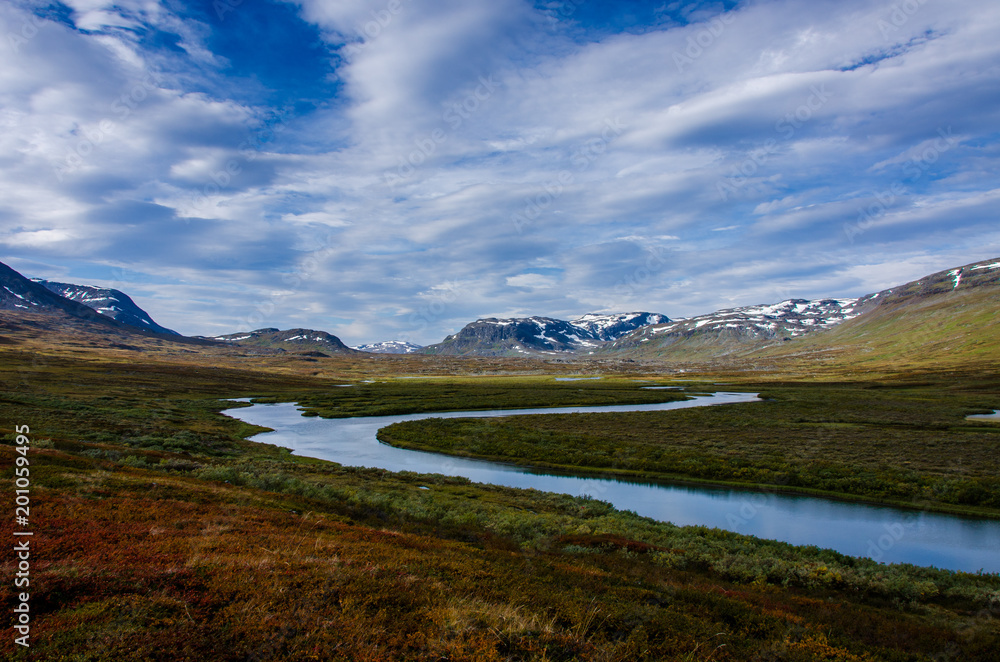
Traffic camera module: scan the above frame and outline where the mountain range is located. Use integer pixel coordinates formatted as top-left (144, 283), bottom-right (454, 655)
top-left (2, 257), bottom-right (998, 366)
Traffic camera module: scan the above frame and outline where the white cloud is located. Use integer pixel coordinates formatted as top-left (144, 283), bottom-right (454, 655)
top-left (3, 229), bottom-right (77, 248)
top-left (2, 0), bottom-right (1000, 343)
top-left (506, 273), bottom-right (559, 289)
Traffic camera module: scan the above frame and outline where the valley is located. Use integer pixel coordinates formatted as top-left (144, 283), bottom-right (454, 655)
top-left (1, 257), bottom-right (999, 660)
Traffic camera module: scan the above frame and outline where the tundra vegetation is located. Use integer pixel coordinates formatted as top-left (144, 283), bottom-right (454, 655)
top-left (1, 338), bottom-right (999, 660)
top-left (379, 380), bottom-right (1000, 518)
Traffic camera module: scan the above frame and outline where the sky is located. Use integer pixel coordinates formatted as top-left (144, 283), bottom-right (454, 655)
top-left (1, 0), bottom-right (999, 346)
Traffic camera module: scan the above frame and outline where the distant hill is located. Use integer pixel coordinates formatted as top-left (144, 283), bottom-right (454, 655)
top-left (354, 340), bottom-right (424, 354)
top-left (422, 312), bottom-right (669, 357)
top-left (32, 279), bottom-right (178, 335)
top-left (207, 328), bottom-right (359, 355)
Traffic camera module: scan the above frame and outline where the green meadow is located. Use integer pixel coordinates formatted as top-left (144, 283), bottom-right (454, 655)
top-left (379, 377), bottom-right (1000, 518)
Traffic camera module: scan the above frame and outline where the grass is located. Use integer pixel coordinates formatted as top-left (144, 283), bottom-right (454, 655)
top-left (378, 378), bottom-right (1000, 518)
top-left (2, 343), bottom-right (1000, 659)
top-left (276, 376), bottom-right (691, 418)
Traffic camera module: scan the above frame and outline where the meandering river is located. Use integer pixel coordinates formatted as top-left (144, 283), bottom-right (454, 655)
top-left (223, 393), bottom-right (1000, 573)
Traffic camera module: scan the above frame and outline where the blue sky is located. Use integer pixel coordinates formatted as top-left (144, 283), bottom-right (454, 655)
top-left (1, 0), bottom-right (999, 345)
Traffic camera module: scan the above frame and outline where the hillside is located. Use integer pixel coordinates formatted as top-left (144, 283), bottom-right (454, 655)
top-left (602, 298), bottom-right (865, 362)
top-left (760, 258), bottom-right (1000, 370)
top-left (599, 257), bottom-right (1000, 368)
top-left (1, 261), bottom-right (137, 332)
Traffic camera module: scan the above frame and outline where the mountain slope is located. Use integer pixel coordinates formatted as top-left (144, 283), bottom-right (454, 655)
top-left (33, 279), bottom-right (178, 335)
top-left (604, 299), bottom-right (863, 361)
top-left (207, 328), bottom-right (359, 355)
top-left (604, 257), bottom-right (1000, 366)
top-left (759, 258), bottom-right (1000, 369)
top-left (1, 261), bottom-right (125, 329)
top-left (422, 312), bottom-right (669, 356)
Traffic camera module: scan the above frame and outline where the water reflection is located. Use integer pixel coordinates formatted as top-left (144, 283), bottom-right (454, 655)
top-left (224, 394), bottom-right (1000, 573)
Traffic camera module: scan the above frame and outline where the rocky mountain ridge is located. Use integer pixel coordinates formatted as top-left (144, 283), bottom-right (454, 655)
top-left (422, 312), bottom-right (669, 357)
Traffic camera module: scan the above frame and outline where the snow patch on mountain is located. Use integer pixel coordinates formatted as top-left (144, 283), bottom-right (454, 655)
top-left (354, 340), bottom-right (424, 354)
top-left (612, 298), bottom-right (862, 350)
top-left (423, 312), bottom-right (669, 356)
top-left (30, 279), bottom-right (178, 335)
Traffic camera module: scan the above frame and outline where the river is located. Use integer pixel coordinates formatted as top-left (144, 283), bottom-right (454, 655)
top-left (223, 393), bottom-right (1000, 573)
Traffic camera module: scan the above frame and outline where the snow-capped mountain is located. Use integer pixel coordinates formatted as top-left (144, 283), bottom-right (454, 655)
top-left (353, 340), bottom-right (424, 354)
top-left (32, 279), bottom-right (178, 335)
top-left (207, 328), bottom-right (358, 354)
top-left (1, 262), bottom-right (107, 320)
top-left (625, 299), bottom-right (860, 343)
top-left (422, 312), bottom-right (669, 356)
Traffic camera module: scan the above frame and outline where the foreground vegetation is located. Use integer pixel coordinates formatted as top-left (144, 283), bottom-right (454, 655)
top-left (2, 347), bottom-right (1000, 660)
top-left (379, 379), bottom-right (1000, 517)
